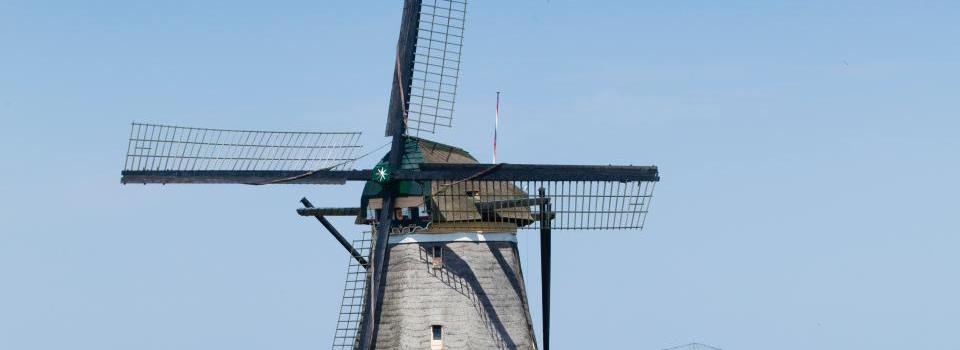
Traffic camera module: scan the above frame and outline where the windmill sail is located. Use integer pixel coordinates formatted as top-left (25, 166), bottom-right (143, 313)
top-left (386, 0), bottom-right (467, 137)
top-left (427, 179), bottom-right (657, 231)
top-left (332, 232), bottom-right (371, 350)
top-left (122, 123), bottom-right (363, 184)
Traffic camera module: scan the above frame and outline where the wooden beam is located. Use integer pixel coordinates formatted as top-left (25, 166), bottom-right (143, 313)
top-left (296, 207), bottom-right (362, 217)
top-left (301, 198), bottom-right (369, 268)
top-left (120, 170), bottom-right (368, 185)
top-left (363, 2), bottom-right (423, 347)
top-left (383, 0), bottom-right (421, 137)
top-left (411, 163), bottom-right (660, 182)
top-left (121, 164), bottom-right (660, 185)
top-left (538, 188), bottom-right (552, 350)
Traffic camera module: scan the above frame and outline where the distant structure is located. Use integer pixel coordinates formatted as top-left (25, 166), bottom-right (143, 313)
top-left (664, 343), bottom-right (724, 350)
top-left (120, 0), bottom-right (660, 349)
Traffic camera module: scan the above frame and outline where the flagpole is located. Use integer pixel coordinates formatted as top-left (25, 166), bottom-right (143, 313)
top-left (494, 91), bottom-right (500, 164)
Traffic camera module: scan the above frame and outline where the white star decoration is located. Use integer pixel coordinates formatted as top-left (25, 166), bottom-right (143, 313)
top-left (376, 167), bottom-right (388, 182)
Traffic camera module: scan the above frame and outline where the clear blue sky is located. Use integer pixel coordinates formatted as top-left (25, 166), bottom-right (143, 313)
top-left (2, 1), bottom-right (958, 349)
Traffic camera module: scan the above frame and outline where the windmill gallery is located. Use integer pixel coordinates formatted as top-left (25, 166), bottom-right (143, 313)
top-left (120, 1), bottom-right (660, 349)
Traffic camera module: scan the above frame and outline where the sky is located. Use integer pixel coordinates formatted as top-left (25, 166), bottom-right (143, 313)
top-left (1, 1), bottom-right (959, 349)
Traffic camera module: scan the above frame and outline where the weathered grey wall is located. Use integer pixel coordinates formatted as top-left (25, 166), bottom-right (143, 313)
top-left (373, 240), bottom-right (538, 350)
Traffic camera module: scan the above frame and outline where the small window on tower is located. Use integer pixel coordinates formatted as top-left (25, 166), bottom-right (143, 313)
top-left (465, 190), bottom-right (480, 201)
top-left (431, 325), bottom-right (443, 349)
top-left (417, 203), bottom-right (430, 220)
top-left (431, 246), bottom-right (443, 269)
top-left (367, 208), bottom-right (381, 222)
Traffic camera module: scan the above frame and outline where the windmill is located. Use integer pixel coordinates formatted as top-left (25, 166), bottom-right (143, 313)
top-left (663, 343), bottom-right (724, 350)
top-left (121, 1), bottom-right (659, 349)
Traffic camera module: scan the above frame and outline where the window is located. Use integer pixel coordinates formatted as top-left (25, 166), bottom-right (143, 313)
top-left (431, 325), bottom-right (443, 349)
top-left (431, 246), bottom-right (443, 269)
top-left (409, 206), bottom-right (420, 220)
top-left (366, 208), bottom-right (381, 222)
top-left (417, 203), bottom-right (430, 220)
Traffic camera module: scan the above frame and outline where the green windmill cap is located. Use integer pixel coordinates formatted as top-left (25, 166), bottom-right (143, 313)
top-left (360, 136), bottom-right (477, 206)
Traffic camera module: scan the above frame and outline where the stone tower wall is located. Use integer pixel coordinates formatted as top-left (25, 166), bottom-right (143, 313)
top-left (373, 237), bottom-right (538, 350)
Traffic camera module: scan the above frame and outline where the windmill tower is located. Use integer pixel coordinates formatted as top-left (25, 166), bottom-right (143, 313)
top-left (121, 1), bottom-right (660, 349)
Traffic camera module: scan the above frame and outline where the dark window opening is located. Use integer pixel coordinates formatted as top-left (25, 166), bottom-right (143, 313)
top-left (431, 246), bottom-right (443, 269)
top-left (394, 208), bottom-right (403, 220)
top-left (431, 325), bottom-right (442, 341)
top-left (409, 206), bottom-right (420, 220)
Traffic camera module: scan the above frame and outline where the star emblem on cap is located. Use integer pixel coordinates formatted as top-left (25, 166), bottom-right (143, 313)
top-left (372, 164), bottom-right (391, 183)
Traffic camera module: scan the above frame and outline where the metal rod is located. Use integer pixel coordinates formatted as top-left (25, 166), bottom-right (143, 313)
top-left (300, 198), bottom-right (368, 268)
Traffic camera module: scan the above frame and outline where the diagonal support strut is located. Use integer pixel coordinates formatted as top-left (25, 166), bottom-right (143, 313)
top-left (300, 197), bottom-right (368, 268)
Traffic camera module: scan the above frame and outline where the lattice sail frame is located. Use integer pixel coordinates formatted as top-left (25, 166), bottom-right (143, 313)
top-left (407, 0), bottom-right (467, 136)
top-left (124, 123), bottom-right (362, 172)
top-left (332, 232), bottom-right (371, 350)
top-left (425, 180), bottom-right (656, 230)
